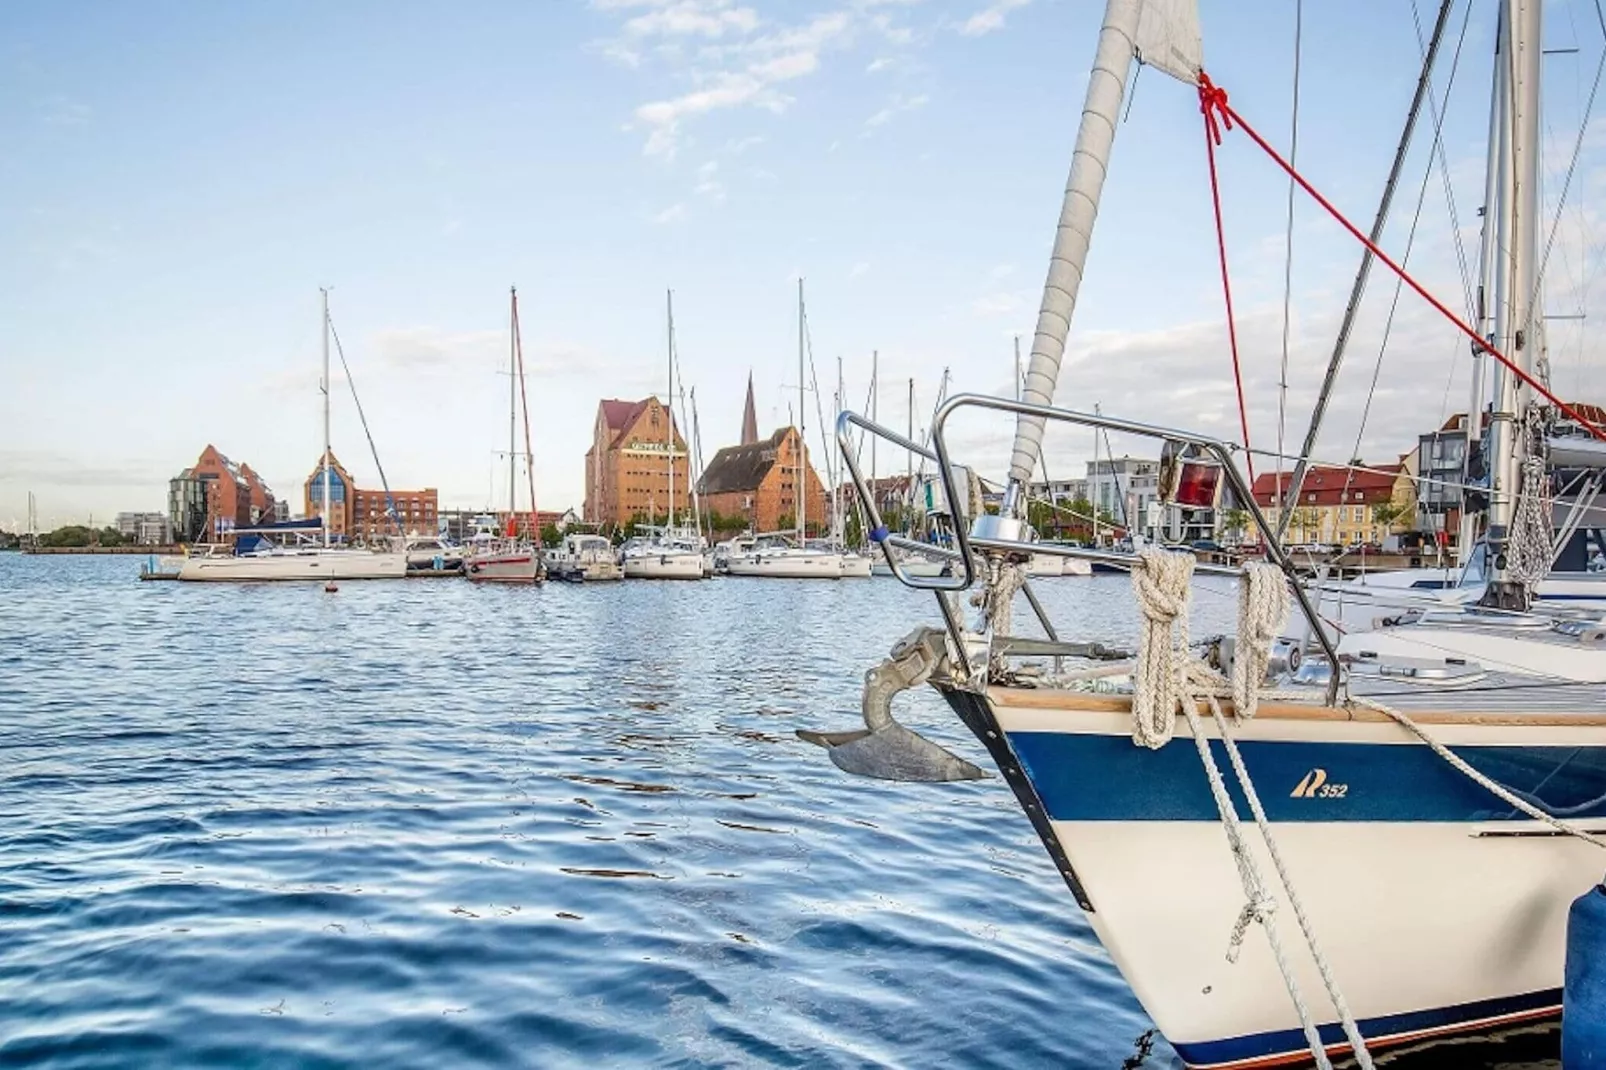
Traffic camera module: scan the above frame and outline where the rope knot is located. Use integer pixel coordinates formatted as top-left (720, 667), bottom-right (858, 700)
top-left (1197, 71), bottom-right (1232, 145)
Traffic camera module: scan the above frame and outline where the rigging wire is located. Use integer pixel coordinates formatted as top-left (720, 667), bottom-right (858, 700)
top-left (1527, 0), bottom-right (1606, 384)
top-left (325, 311), bottom-right (399, 535)
top-left (1275, 0), bottom-right (1303, 514)
top-left (1341, 0), bottom-right (1474, 510)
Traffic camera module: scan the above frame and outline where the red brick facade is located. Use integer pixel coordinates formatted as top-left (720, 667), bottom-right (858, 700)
top-left (192, 444), bottom-right (276, 536)
top-left (698, 426), bottom-right (828, 536)
top-left (305, 450), bottom-right (438, 540)
top-left (584, 397), bottom-right (692, 527)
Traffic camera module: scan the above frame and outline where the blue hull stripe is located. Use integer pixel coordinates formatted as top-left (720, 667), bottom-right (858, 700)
top-left (1006, 731), bottom-right (1606, 823)
top-left (1171, 988), bottom-right (1560, 1067)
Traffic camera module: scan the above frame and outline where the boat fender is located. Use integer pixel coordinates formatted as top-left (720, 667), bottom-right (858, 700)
top-left (1565, 882), bottom-right (1606, 1068)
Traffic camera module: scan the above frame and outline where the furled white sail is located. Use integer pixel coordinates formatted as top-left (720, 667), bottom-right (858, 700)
top-left (1135, 0), bottom-right (1203, 86)
top-left (1006, 0), bottom-right (1202, 489)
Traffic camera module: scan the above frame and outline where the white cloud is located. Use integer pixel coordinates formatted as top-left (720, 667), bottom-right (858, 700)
top-left (849, 261), bottom-right (871, 279)
top-left (959, 0), bottom-right (1030, 37)
top-left (653, 202), bottom-right (688, 223)
top-left (624, 2), bottom-right (758, 38)
top-left (864, 91), bottom-right (928, 131)
top-left (694, 159), bottom-right (725, 200)
top-left (599, 6), bottom-right (856, 158)
top-left (972, 292), bottom-right (1024, 316)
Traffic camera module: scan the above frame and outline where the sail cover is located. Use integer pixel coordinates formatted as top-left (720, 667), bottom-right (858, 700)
top-left (1136, 0), bottom-right (1202, 87)
top-left (1006, 0), bottom-right (1202, 488)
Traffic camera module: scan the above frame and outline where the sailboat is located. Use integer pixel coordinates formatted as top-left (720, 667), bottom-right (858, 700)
top-left (178, 290), bottom-right (407, 581)
top-left (727, 280), bottom-right (843, 579)
top-left (805, 2), bottom-right (1606, 1067)
top-left (621, 290), bottom-right (706, 581)
top-left (464, 287), bottom-right (543, 584)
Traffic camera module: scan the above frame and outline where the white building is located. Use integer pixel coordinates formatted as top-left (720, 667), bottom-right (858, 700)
top-left (115, 511), bottom-right (170, 545)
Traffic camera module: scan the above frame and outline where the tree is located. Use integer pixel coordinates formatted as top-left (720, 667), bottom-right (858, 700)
top-left (1371, 500), bottom-right (1409, 533)
top-left (1218, 507), bottom-right (1249, 544)
top-left (539, 523), bottom-right (562, 548)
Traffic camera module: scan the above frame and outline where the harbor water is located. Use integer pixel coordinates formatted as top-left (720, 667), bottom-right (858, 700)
top-left (0, 555), bottom-right (1562, 1068)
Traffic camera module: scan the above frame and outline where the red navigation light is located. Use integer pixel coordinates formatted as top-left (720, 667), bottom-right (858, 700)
top-left (1174, 459), bottom-right (1222, 509)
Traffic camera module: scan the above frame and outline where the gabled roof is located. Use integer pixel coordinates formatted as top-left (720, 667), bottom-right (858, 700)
top-left (699, 427), bottom-right (790, 495)
top-left (1251, 464), bottom-right (1401, 507)
top-left (597, 396), bottom-right (681, 449)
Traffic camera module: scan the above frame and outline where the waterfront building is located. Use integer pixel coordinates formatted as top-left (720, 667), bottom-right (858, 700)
top-left (583, 397), bottom-right (691, 527)
top-left (1087, 457), bottom-right (1159, 531)
top-left (698, 426), bottom-right (827, 535)
top-left (166, 444), bottom-right (277, 543)
top-left (1251, 463), bottom-right (1406, 547)
top-left (304, 449), bottom-right (438, 540)
top-left (115, 511), bottom-right (170, 545)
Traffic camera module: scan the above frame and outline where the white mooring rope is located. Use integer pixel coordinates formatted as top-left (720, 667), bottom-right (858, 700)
top-left (1130, 549), bottom-right (1373, 1070)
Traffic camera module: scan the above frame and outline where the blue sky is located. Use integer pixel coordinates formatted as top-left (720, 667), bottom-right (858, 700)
top-left (4, 0), bottom-right (1605, 529)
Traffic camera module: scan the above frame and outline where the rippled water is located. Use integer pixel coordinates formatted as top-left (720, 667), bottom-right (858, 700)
top-left (0, 555), bottom-right (1562, 1068)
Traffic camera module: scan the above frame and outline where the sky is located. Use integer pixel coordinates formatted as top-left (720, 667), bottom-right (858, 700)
top-left (4, 0), bottom-right (1606, 530)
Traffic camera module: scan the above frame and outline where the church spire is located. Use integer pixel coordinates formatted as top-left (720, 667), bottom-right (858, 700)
top-left (740, 371), bottom-right (759, 445)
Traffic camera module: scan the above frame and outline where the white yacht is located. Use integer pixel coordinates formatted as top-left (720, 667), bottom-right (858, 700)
top-left (620, 533), bottom-right (704, 580)
top-left (549, 533), bottom-right (623, 582)
top-left (725, 534), bottom-right (843, 579)
top-left (177, 291), bottom-right (406, 582)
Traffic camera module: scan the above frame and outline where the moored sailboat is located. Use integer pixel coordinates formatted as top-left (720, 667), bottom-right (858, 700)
top-left (465, 287), bottom-right (543, 584)
top-left (805, 2), bottom-right (1606, 1066)
top-left (178, 290), bottom-right (406, 582)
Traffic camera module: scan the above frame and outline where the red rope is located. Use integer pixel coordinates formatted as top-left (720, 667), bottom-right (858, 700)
top-left (1198, 75), bottom-right (1256, 482)
top-left (1197, 70), bottom-right (1606, 444)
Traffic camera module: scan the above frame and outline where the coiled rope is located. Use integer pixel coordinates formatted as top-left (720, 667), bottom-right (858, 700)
top-left (1130, 549), bottom-right (1373, 1069)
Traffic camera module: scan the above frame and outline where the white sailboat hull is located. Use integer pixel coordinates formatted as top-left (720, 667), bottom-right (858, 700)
top-left (622, 552), bottom-right (704, 580)
top-left (838, 553), bottom-right (873, 578)
top-left (954, 691), bottom-right (1606, 1067)
top-left (871, 558), bottom-right (949, 578)
top-left (464, 551), bottom-right (542, 583)
top-left (726, 551), bottom-right (843, 579)
top-left (177, 550), bottom-right (408, 581)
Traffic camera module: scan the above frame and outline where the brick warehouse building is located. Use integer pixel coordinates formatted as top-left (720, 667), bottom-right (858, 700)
top-left (305, 449), bottom-right (438, 541)
top-left (697, 426), bottom-right (828, 536)
top-left (167, 444), bottom-right (277, 542)
top-left (583, 396), bottom-right (692, 527)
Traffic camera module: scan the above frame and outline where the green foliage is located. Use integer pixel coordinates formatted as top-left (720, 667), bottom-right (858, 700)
top-left (38, 525), bottom-right (125, 548)
top-left (539, 523), bottom-right (562, 548)
top-left (1371, 501), bottom-right (1409, 531)
top-left (1219, 507), bottom-right (1249, 541)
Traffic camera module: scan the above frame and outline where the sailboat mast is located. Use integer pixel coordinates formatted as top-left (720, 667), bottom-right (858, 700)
top-left (508, 290), bottom-right (517, 525)
top-left (1487, 0), bottom-right (1541, 577)
top-left (321, 287), bottom-right (332, 549)
top-left (797, 278), bottom-right (805, 542)
top-left (1460, 13), bottom-right (1510, 565)
top-left (512, 287), bottom-right (539, 547)
top-left (870, 350), bottom-right (878, 515)
top-left (907, 377), bottom-right (914, 535)
top-left (667, 289), bottom-right (676, 532)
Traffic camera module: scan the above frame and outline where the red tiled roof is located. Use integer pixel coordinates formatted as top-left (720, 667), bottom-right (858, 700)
top-left (598, 397), bottom-right (681, 449)
top-left (600, 398), bottom-right (644, 433)
top-left (1251, 464), bottom-right (1401, 507)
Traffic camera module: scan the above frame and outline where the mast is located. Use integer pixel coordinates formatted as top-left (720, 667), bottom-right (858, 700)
top-left (907, 377), bottom-right (915, 536)
top-left (1460, 12), bottom-right (1510, 565)
top-left (870, 350), bottom-right (878, 517)
top-left (667, 289), bottom-right (676, 532)
top-left (797, 278), bottom-right (806, 542)
top-left (321, 288), bottom-right (332, 549)
top-left (835, 355), bottom-right (845, 545)
top-left (512, 287), bottom-right (539, 549)
top-left (1486, 0), bottom-right (1541, 583)
top-left (508, 287), bottom-right (517, 524)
